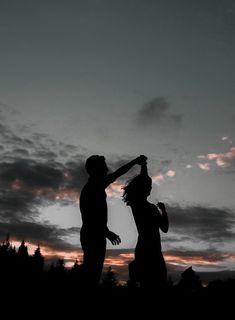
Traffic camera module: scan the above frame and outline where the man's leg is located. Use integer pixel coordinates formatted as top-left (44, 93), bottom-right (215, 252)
top-left (81, 237), bottom-right (106, 287)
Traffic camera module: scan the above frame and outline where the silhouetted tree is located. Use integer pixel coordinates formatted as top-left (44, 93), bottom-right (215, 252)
top-left (17, 240), bottom-right (30, 277)
top-left (70, 259), bottom-right (81, 275)
top-left (49, 259), bottom-right (66, 278)
top-left (102, 266), bottom-right (118, 288)
top-left (17, 240), bottom-right (28, 259)
top-left (32, 246), bottom-right (44, 274)
top-left (177, 266), bottom-right (202, 293)
top-left (0, 234), bottom-right (17, 276)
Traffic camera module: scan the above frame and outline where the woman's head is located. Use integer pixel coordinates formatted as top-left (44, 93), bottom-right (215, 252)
top-left (123, 174), bottom-right (152, 205)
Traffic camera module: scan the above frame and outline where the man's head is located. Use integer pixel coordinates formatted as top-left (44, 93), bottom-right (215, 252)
top-left (85, 155), bottom-right (108, 177)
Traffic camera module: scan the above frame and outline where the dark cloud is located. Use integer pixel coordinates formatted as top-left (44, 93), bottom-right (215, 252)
top-left (59, 150), bottom-right (68, 158)
top-left (168, 204), bottom-right (235, 243)
top-left (0, 189), bottom-right (41, 222)
top-left (64, 161), bottom-right (88, 191)
top-left (0, 220), bottom-right (80, 252)
top-left (32, 150), bottom-right (58, 160)
top-left (0, 112), bottom-right (88, 192)
top-left (0, 160), bottom-right (64, 189)
top-left (162, 234), bottom-right (192, 243)
top-left (23, 138), bottom-right (34, 147)
top-left (0, 115), bottom-right (88, 255)
top-left (0, 114), bottom-right (85, 164)
top-left (13, 148), bottom-right (30, 157)
top-left (165, 248), bottom-right (232, 263)
top-left (136, 97), bottom-right (182, 126)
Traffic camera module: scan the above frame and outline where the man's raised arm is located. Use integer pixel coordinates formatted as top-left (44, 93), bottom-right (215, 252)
top-left (107, 155), bottom-right (147, 183)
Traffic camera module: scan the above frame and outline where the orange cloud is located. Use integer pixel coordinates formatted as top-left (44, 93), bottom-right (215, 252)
top-left (165, 255), bottom-right (217, 266)
top-left (152, 169), bottom-right (176, 185)
top-left (103, 252), bottom-right (231, 270)
top-left (107, 180), bottom-right (124, 198)
top-left (152, 174), bottom-right (165, 184)
top-left (9, 240), bottom-right (234, 278)
top-left (104, 253), bottom-right (134, 267)
top-left (166, 170), bottom-right (176, 177)
top-left (201, 146), bottom-right (235, 168)
top-left (10, 180), bottom-right (80, 203)
top-left (54, 189), bottom-right (80, 203)
top-left (198, 163), bottom-right (210, 171)
top-left (215, 158), bottom-right (226, 167)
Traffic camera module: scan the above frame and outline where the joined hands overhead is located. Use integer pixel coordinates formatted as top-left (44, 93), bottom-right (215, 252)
top-left (135, 155), bottom-right (148, 165)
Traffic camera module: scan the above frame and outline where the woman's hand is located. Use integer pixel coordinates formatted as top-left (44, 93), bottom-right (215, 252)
top-left (157, 202), bottom-right (166, 212)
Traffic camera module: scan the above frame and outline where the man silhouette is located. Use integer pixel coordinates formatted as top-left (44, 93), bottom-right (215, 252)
top-left (79, 154), bottom-right (147, 287)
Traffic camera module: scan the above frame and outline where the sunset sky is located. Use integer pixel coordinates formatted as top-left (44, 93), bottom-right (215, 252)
top-left (0, 0), bottom-right (235, 282)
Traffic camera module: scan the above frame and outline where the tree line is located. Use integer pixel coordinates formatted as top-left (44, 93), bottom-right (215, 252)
top-left (0, 234), bottom-right (234, 300)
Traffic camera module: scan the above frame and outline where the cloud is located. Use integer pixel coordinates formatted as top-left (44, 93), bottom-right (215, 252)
top-left (0, 220), bottom-right (80, 252)
top-left (0, 110), bottom-right (88, 193)
top-left (0, 156), bottom-right (88, 222)
top-left (0, 189), bottom-right (41, 222)
top-left (102, 248), bottom-right (235, 282)
top-left (32, 150), bottom-right (58, 160)
top-left (198, 163), bottom-right (210, 171)
top-left (64, 160), bottom-right (88, 191)
top-left (165, 248), bottom-right (232, 264)
top-left (166, 170), bottom-right (176, 177)
top-left (13, 148), bottom-right (30, 157)
top-left (136, 97), bottom-right (182, 127)
top-left (152, 173), bottom-right (165, 184)
top-left (198, 146), bottom-right (235, 172)
top-left (0, 114), bottom-right (88, 253)
top-left (152, 166), bottom-right (176, 184)
top-left (0, 160), bottom-right (64, 189)
top-left (168, 204), bottom-right (235, 244)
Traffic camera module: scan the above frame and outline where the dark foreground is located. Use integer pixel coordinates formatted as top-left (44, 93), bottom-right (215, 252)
top-left (1, 277), bottom-right (234, 317)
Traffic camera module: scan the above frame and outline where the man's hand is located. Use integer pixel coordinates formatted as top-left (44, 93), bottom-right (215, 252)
top-left (135, 155), bottom-right (147, 165)
top-left (107, 231), bottom-right (121, 245)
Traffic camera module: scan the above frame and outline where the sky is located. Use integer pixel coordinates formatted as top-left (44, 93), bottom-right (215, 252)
top-left (0, 0), bottom-right (235, 282)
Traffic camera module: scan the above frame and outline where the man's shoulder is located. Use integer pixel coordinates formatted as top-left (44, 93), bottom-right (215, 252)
top-left (80, 180), bottom-right (105, 195)
top-left (105, 173), bottom-right (116, 185)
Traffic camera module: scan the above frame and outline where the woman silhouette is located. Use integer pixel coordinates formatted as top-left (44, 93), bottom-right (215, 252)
top-left (123, 161), bottom-right (169, 289)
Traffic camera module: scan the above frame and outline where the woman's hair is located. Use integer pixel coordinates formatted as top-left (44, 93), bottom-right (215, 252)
top-left (123, 174), bottom-right (152, 206)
